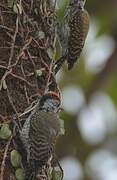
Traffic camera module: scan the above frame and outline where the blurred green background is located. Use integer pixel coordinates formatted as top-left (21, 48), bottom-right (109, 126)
top-left (56, 0), bottom-right (117, 179)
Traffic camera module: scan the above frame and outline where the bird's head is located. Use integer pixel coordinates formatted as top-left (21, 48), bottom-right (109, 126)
top-left (69, 0), bottom-right (86, 8)
top-left (39, 91), bottom-right (61, 113)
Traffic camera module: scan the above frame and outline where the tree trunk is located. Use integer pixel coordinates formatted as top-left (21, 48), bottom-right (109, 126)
top-left (0, 0), bottom-right (59, 179)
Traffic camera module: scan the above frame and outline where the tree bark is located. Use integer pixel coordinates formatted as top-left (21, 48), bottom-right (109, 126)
top-left (0, 0), bottom-right (58, 179)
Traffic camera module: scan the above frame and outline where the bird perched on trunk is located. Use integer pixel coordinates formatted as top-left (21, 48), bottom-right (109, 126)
top-left (20, 92), bottom-right (61, 179)
top-left (54, 0), bottom-right (89, 73)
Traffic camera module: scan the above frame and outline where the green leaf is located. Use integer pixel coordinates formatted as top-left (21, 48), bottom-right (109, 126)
top-left (0, 123), bottom-right (11, 139)
top-left (47, 48), bottom-right (54, 59)
top-left (10, 150), bottom-right (22, 168)
top-left (59, 119), bottom-right (65, 135)
top-left (57, 0), bottom-right (68, 11)
top-left (52, 166), bottom-right (63, 180)
top-left (54, 34), bottom-right (62, 60)
top-left (15, 168), bottom-right (25, 180)
top-left (56, 0), bottom-right (68, 20)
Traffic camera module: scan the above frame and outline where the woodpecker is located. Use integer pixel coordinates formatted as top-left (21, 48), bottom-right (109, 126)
top-left (20, 92), bottom-right (61, 179)
top-left (55, 0), bottom-right (89, 73)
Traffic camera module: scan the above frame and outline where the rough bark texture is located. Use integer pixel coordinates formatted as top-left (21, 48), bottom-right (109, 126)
top-left (0, 0), bottom-right (59, 179)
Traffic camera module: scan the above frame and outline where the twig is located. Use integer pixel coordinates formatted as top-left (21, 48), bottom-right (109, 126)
top-left (7, 87), bottom-right (23, 131)
top-left (0, 69), bottom-right (12, 90)
top-left (6, 31), bottom-right (15, 41)
top-left (44, 59), bottom-right (54, 94)
top-left (21, 62), bottom-right (30, 105)
top-left (0, 25), bottom-right (13, 32)
top-left (39, 51), bottom-right (50, 71)
top-left (30, 0), bottom-right (34, 13)
top-left (0, 7), bottom-right (4, 25)
top-left (0, 65), bottom-right (9, 70)
top-left (32, 38), bottom-right (48, 50)
top-left (9, 37), bottom-right (32, 68)
top-left (0, 136), bottom-right (12, 180)
top-left (19, 99), bottom-right (38, 118)
top-left (8, 16), bottom-right (19, 68)
top-left (26, 49), bottom-right (36, 69)
top-left (10, 72), bottom-right (35, 87)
